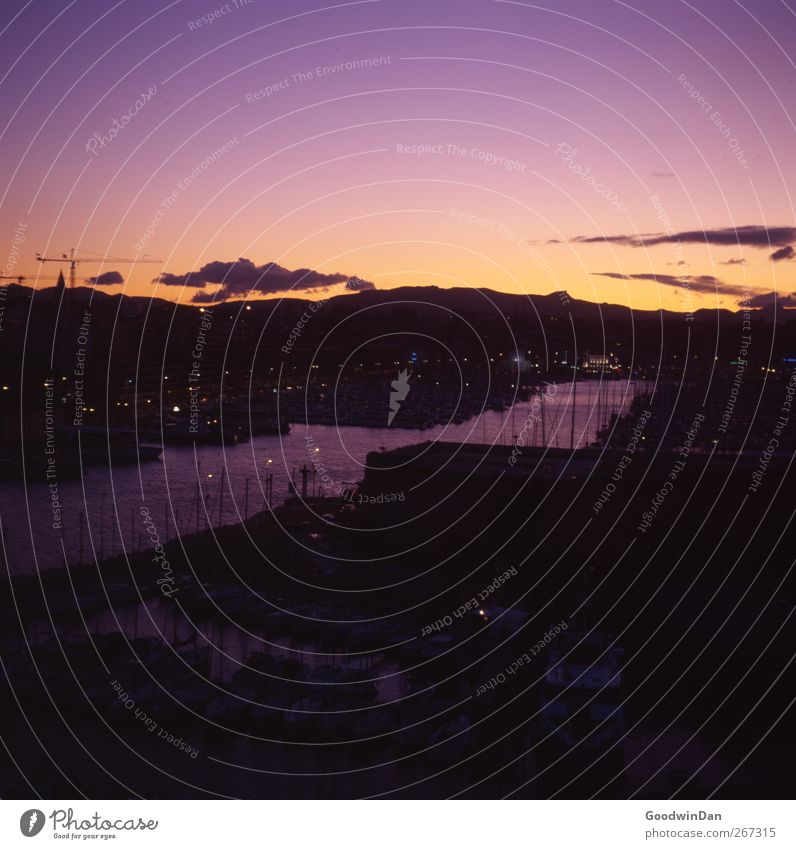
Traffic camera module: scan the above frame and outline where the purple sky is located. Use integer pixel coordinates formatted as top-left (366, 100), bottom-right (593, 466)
top-left (1, 0), bottom-right (795, 311)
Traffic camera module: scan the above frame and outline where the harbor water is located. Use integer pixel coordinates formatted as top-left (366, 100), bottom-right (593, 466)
top-left (0, 380), bottom-right (645, 575)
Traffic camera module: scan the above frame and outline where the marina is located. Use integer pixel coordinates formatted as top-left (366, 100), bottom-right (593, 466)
top-left (0, 380), bottom-right (642, 574)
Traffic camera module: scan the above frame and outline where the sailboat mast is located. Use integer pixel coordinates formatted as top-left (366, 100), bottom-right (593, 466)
top-left (541, 385), bottom-right (547, 448)
top-left (570, 365), bottom-right (577, 450)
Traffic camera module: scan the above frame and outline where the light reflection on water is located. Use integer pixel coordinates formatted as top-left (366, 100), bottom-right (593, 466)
top-left (4, 381), bottom-right (647, 700)
top-left (0, 380), bottom-right (645, 575)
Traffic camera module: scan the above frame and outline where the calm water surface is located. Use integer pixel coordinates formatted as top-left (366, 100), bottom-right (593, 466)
top-left (0, 381), bottom-right (645, 575)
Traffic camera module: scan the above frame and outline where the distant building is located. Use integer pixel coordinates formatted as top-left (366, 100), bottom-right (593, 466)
top-left (581, 351), bottom-right (617, 370)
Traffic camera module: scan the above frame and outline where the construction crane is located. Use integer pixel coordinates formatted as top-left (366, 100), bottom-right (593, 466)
top-left (35, 248), bottom-right (162, 288)
top-left (0, 273), bottom-right (62, 285)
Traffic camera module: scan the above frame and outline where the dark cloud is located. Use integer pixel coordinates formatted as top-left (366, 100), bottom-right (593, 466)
top-left (152, 258), bottom-right (374, 301)
top-left (86, 270), bottom-right (124, 286)
top-left (155, 271), bottom-right (206, 287)
top-left (719, 257), bottom-right (747, 265)
top-left (745, 291), bottom-right (796, 308)
top-left (557, 225), bottom-right (796, 251)
top-left (592, 271), bottom-right (743, 295)
top-left (651, 171), bottom-right (675, 178)
top-left (770, 245), bottom-right (795, 262)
